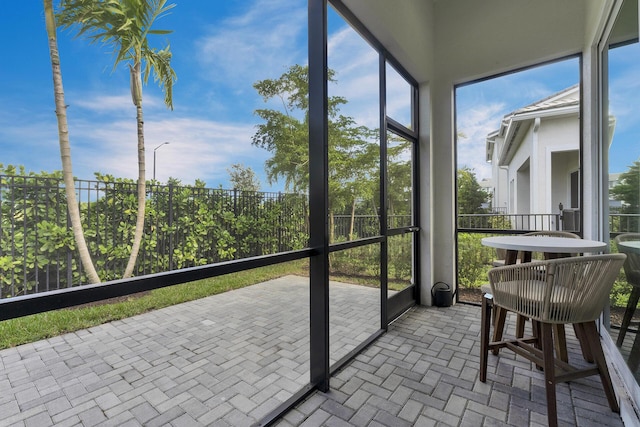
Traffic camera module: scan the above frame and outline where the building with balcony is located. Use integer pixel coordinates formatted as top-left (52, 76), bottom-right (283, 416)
top-left (486, 86), bottom-right (580, 229)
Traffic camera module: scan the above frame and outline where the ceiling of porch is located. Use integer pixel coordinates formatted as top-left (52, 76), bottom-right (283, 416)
top-left (339, 0), bottom-right (601, 85)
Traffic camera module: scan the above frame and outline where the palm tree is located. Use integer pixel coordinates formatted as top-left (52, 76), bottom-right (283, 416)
top-left (57, 0), bottom-right (177, 278)
top-left (44, 0), bottom-right (101, 283)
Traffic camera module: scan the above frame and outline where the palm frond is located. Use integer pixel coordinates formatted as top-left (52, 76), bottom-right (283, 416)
top-left (57, 0), bottom-right (177, 109)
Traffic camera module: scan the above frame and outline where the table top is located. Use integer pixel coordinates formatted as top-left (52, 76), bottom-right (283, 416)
top-left (618, 240), bottom-right (640, 253)
top-left (481, 235), bottom-right (607, 253)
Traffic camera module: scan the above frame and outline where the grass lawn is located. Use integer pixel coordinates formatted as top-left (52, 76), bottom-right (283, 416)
top-left (0, 261), bottom-right (308, 350)
top-left (0, 258), bottom-right (414, 350)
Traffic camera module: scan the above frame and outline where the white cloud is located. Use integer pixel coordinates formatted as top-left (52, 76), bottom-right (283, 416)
top-left (328, 23), bottom-right (379, 128)
top-left (609, 65), bottom-right (640, 132)
top-left (195, 0), bottom-right (307, 88)
top-left (72, 93), bottom-right (134, 113)
top-left (456, 102), bottom-right (506, 180)
top-left (71, 92), bottom-right (165, 113)
top-left (66, 115), bottom-right (261, 186)
top-left (0, 94), bottom-right (267, 188)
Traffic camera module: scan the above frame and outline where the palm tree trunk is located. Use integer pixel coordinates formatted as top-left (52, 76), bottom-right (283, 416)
top-left (44, 0), bottom-right (101, 284)
top-left (123, 63), bottom-right (146, 278)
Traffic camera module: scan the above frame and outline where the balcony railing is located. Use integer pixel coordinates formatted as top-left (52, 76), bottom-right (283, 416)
top-left (457, 213), bottom-right (563, 232)
top-left (457, 210), bottom-right (584, 234)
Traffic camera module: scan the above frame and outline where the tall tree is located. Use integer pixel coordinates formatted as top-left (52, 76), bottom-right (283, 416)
top-left (611, 160), bottom-right (640, 213)
top-left (227, 163), bottom-right (260, 192)
top-left (457, 166), bottom-right (489, 214)
top-left (252, 65), bottom-right (379, 240)
top-left (57, 0), bottom-right (177, 278)
top-left (44, 0), bottom-right (101, 283)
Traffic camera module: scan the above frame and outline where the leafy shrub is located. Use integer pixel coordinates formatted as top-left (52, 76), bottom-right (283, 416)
top-left (457, 232), bottom-right (495, 289)
top-left (0, 167), bottom-right (310, 297)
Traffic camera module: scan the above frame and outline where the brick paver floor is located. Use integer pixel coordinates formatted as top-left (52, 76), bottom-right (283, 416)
top-left (0, 276), bottom-right (628, 426)
top-left (277, 304), bottom-right (627, 427)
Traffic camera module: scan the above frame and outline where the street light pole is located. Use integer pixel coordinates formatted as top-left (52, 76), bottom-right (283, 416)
top-left (153, 142), bottom-right (170, 181)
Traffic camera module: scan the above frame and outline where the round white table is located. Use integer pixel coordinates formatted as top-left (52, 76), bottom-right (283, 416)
top-left (618, 240), bottom-right (640, 254)
top-left (481, 235), bottom-right (607, 264)
top-left (482, 235), bottom-right (607, 254)
top-left (481, 235), bottom-right (608, 363)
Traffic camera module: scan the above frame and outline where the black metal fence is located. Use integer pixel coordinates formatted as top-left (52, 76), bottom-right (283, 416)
top-left (11, 173), bottom-right (637, 298)
top-left (332, 214), bottom-right (412, 239)
top-left (0, 175), bottom-right (311, 297)
top-left (610, 213), bottom-right (640, 236)
top-left (0, 175), bottom-right (407, 297)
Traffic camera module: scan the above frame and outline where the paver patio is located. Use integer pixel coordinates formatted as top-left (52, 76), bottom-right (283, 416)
top-left (0, 276), bottom-right (626, 426)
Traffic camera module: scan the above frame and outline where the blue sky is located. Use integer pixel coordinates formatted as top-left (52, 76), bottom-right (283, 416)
top-left (1, 2), bottom-right (638, 190)
top-left (607, 40), bottom-right (640, 175)
top-left (1, 1), bottom-right (311, 190)
top-left (0, 1), bottom-right (388, 191)
top-left (456, 57), bottom-right (580, 180)
top-left (456, 42), bottom-right (640, 182)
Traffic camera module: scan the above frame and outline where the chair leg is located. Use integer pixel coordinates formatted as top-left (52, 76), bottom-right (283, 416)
top-left (480, 295), bottom-right (492, 382)
top-left (491, 306), bottom-right (507, 355)
top-left (573, 323), bottom-right (594, 363)
top-left (532, 320), bottom-right (541, 349)
top-left (541, 322), bottom-right (558, 427)
top-left (550, 324), bottom-right (570, 363)
top-left (617, 286), bottom-right (640, 346)
top-left (529, 320), bottom-right (544, 370)
top-left (516, 314), bottom-right (526, 338)
top-left (581, 321), bottom-right (620, 413)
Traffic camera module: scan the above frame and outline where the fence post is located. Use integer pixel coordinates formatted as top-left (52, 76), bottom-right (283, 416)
top-left (233, 189), bottom-right (237, 216)
top-left (66, 208), bottom-right (74, 287)
top-left (278, 192), bottom-right (283, 252)
top-left (168, 183), bottom-right (174, 270)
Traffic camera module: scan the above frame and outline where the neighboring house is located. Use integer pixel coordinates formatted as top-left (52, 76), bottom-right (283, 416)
top-left (478, 177), bottom-right (495, 211)
top-left (485, 85), bottom-right (620, 228)
top-left (609, 172), bottom-right (623, 211)
top-left (486, 86), bottom-right (581, 229)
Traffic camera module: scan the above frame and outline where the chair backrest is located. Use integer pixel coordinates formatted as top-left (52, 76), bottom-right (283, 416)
top-left (615, 233), bottom-right (640, 285)
top-left (488, 253), bottom-right (626, 324)
top-left (523, 231), bottom-right (580, 239)
top-left (522, 230), bottom-right (580, 259)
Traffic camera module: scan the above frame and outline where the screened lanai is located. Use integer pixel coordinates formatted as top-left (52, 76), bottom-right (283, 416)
top-left (1, 0), bottom-right (639, 426)
top-left (320, 0), bottom-right (640, 424)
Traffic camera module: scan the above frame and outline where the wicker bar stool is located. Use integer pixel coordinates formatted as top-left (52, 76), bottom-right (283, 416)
top-left (483, 230), bottom-right (580, 362)
top-left (480, 253), bottom-right (626, 427)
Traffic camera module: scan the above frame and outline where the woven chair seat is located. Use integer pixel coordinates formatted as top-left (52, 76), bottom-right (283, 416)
top-left (488, 256), bottom-right (624, 325)
top-left (490, 279), bottom-right (577, 324)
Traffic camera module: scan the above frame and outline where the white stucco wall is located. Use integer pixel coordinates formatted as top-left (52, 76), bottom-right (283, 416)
top-left (430, 0), bottom-right (589, 289)
top-left (343, 0), bottom-right (610, 295)
top-left (538, 115), bottom-right (580, 214)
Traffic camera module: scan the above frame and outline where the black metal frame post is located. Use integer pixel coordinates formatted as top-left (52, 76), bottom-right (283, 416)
top-left (412, 83), bottom-right (421, 305)
top-left (308, 0), bottom-right (330, 393)
top-left (329, 0), bottom-right (421, 324)
top-left (379, 54), bottom-right (389, 331)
